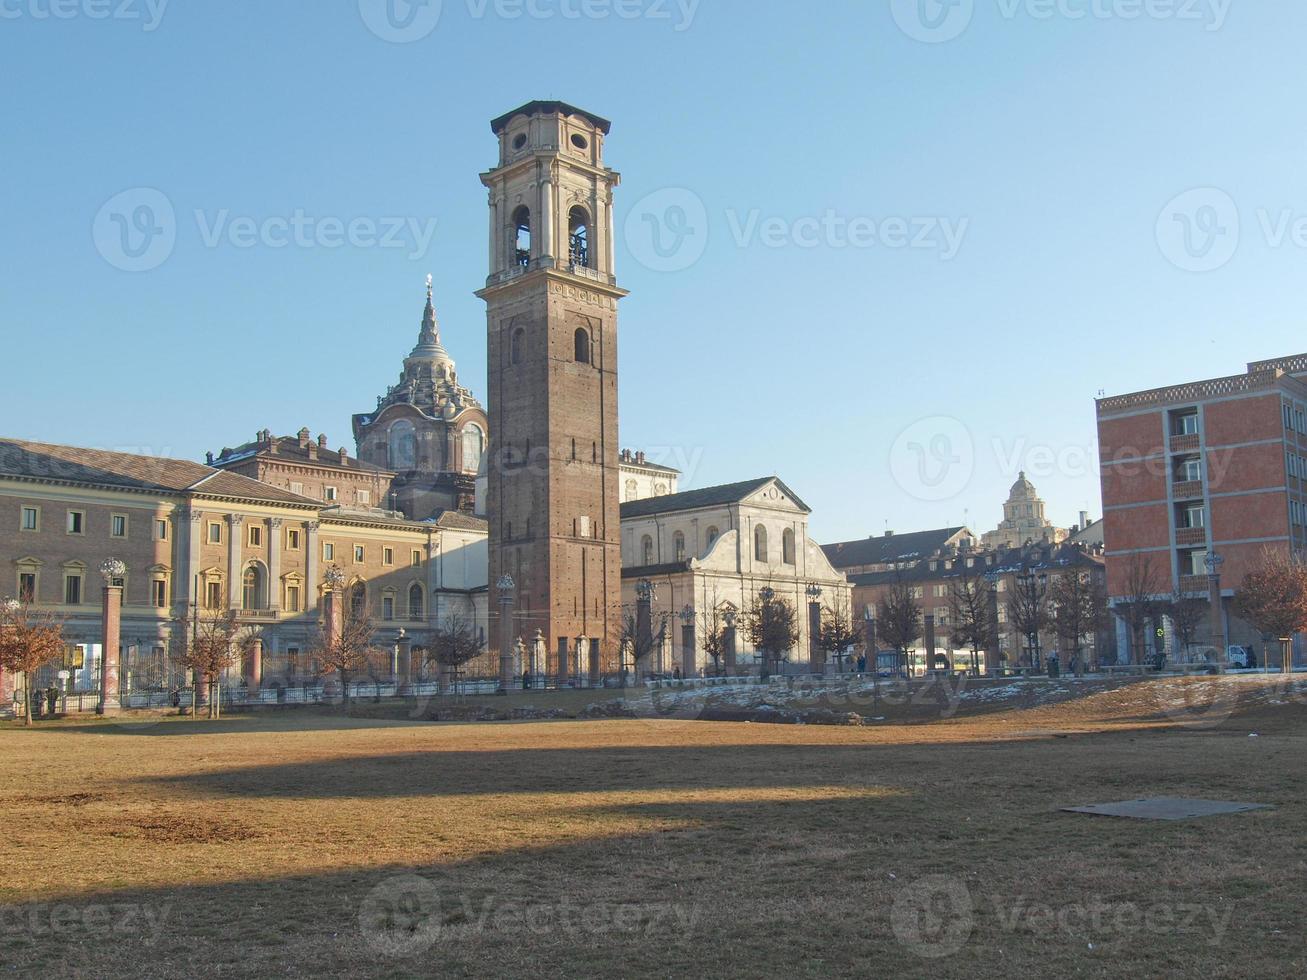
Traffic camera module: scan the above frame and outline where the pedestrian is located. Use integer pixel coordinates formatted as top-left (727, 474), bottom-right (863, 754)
top-left (673, 666), bottom-right (681, 681)
top-left (46, 686), bottom-right (58, 716)
top-left (522, 668), bottom-right (531, 691)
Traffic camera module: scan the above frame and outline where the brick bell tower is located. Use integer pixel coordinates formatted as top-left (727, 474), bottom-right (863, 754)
top-left (477, 101), bottom-right (626, 679)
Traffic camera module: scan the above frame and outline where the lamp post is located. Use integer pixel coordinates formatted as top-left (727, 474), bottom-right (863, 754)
top-left (97, 558), bottom-right (125, 715)
top-left (805, 583), bottom-right (824, 674)
top-left (678, 604), bottom-right (696, 679)
top-left (496, 574), bottom-right (515, 694)
top-left (1203, 551), bottom-right (1229, 664)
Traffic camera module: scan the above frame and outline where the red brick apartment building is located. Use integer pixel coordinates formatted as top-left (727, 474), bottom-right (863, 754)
top-left (1096, 354), bottom-right (1307, 660)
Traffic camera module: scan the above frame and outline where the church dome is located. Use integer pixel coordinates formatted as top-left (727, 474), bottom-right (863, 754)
top-left (1008, 471), bottom-right (1038, 500)
top-left (403, 277), bottom-right (455, 378)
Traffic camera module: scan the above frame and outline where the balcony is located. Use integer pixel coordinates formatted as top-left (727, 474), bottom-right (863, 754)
top-left (1179, 574), bottom-right (1210, 595)
top-left (1176, 526), bottom-right (1207, 547)
top-left (235, 609), bottom-right (279, 622)
top-left (1170, 434), bottom-right (1200, 453)
top-left (1172, 480), bottom-right (1204, 500)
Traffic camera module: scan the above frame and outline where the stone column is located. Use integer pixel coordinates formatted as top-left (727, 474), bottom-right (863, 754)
top-left (268, 518), bottom-right (283, 612)
top-left (97, 579), bottom-right (123, 715)
top-left (540, 178), bottom-right (554, 261)
top-left (497, 575), bottom-right (515, 693)
top-left (226, 514), bottom-right (244, 608)
top-left (680, 622), bottom-right (695, 678)
top-left (305, 522), bottom-right (320, 615)
top-left (182, 509), bottom-right (204, 610)
top-left (725, 623), bottom-right (737, 675)
top-left (556, 636), bottom-right (569, 686)
top-left (808, 601), bottom-right (823, 674)
top-left (606, 189), bottom-right (616, 273)
top-left (245, 636), bottom-right (263, 690)
top-left (488, 194), bottom-right (499, 272)
top-left (636, 588), bottom-right (652, 678)
top-left (396, 634), bottom-right (412, 692)
top-left (578, 637), bottom-right (592, 685)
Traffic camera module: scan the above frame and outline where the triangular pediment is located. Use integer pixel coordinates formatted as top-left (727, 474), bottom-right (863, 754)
top-left (742, 478), bottom-right (810, 514)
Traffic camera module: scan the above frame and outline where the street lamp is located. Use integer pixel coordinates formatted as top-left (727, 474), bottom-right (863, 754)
top-left (1204, 551), bottom-right (1230, 664)
top-left (496, 574), bottom-right (515, 693)
top-left (805, 584), bottom-right (824, 672)
top-left (636, 578), bottom-right (655, 602)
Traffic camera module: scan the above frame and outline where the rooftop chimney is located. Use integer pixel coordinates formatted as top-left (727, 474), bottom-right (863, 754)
top-left (317, 433), bottom-right (328, 449)
top-left (338, 447), bottom-right (349, 466)
top-left (298, 427), bottom-right (311, 449)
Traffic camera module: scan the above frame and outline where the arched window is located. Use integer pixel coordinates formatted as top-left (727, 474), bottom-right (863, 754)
top-left (510, 327), bottom-right (524, 365)
top-left (782, 528), bottom-right (796, 565)
top-left (673, 531), bottom-right (686, 562)
top-left (705, 526), bottom-right (720, 549)
top-left (568, 206), bottom-right (590, 267)
top-left (389, 420), bottom-right (417, 471)
top-left (574, 327), bottom-right (590, 364)
top-left (350, 582), bottom-right (366, 619)
top-left (754, 525), bottom-right (769, 563)
top-left (512, 206), bottom-right (531, 267)
top-left (641, 534), bottom-right (654, 566)
top-left (408, 583), bottom-right (424, 621)
top-left (461, 423), bottom-right (485, 473)
top-left (242, 565), bottom-right (264, 610)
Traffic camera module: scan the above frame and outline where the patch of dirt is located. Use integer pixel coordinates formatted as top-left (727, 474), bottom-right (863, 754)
top-left (104, 811), bottom-right (256, 844)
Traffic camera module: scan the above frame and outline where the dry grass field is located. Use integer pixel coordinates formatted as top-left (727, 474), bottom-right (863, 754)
top-left (3, 676), bottom-right (1307, 978)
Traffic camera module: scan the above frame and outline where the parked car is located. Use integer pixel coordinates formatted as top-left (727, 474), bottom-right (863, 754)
top-left (1227, 646), bottom-right (1257, 669)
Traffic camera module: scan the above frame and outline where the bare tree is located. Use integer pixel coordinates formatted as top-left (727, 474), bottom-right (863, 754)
top-left (0, 599), bottom-right (66, 726)
top-left (426, 612), bottom-right (486, 691)
top-left (1008, 572), bottom-right (1052, 670)
top-left (818, 602), bottom-right (860, 672)
top-left (620, 604), bottom-right (668, 677)
top-left (743, 586), bottom-right (799, 677)
top-left (877, 578), bottom-right (922, 673)
top-left (1048, 569), bottom-right (1110, 674)
top-left (1115, 554), bottom-right (1164, 666)
top-left (311, 601), bottom-right (384, 708)
top-left (172, 610), bottom-right (248, 719)
top-left (1234, 549), bottom-right (1307, 672)
top-left (948, 567), bottom-right (997, 675)
top-left (1165, 591), bottom-right (1209, 664)
top-left (697, 593), bottom-right (732, 677)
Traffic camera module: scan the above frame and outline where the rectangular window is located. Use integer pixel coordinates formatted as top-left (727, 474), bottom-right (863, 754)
top-left (64, 575), bottom-right (82, 605)
top-left (1177, 458), bottom-right (1202, 483)
top-left (290, 482), bottom-right (304, 496)
top-left (156, 518), bottom-right (169, 541)
top-left (111, 514), bottom-right (127, 538)
top-left (287, 585), bottom-right (301, 613)
top-left (358, 490), bottom-right (371, 505)
top-left (287, 528), bottom-right (301, 550)
top-left (248, 525), bottom-right (262, 547)
top-left (382, 596), bottom-right (394, 621)
top-left (1183, 505), bottom-right (1206, 529)
top-left (67, 511), bottom-right (84, 534)
top-left (206, 581), bottom-right (223, 610)
top-left (21, 506), bottom-right (38, 531)
top-left (411, 550), bottom-right (422, 567)
top-left (323, 542), bottom-right (335, 561)
top-left (325, 486), bottom-right (338, 502)
top-left (208, 523), bottom-right (222, 544)
top-left (1171, 411), bottom-right (1199, 436)
top-left (152, 579), bottom-right (168, 608)
top-left (383, 547), bottom-right (394, 566)
top-left (18, 573), bottom-right (36, 602)
top-left (353, 545), bottom-right (365, 564)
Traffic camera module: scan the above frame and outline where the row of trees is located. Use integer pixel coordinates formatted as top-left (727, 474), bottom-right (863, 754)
top-left (875, 564), bottom-right (1111, 674)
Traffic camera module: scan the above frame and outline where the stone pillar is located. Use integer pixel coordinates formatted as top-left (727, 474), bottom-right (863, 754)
top-left (396, 635), bottom-right (412, 691)
top-left (606, 190), bottom-right (616, 273)
top-left (97, 583), bottom-right (123, 715)
top-left (808, 601), bottom-right (823, 674)
top-left (324, 587), bottom-right (342, 647)
top-left (268, 518), bottom-right (282, 612)
top-left (497, 575), bottom-right (515, 693)
top-left (226, 514), bottom-right (244, 608)
top-left (725, 624), bottom-right (737, 675)
top-left (305, 522), bottom-right (320, 616)
top-left (531, 630), bottom-right (546, 684)
top-left (636, 592), bottom-right (652, 678)
top-left (488, 194), bottom-right (498, 271)
top-left (681, 623), bottom-right (695, 677)
top-left (183, 509), bottom-right (204, 610)
top-left (540, 179), bottom-right (554, 261)
top-left (924, 614), bottom-right (937, 676)
top-left (864, 614), bottom-right (877, 670)
top-left (556, 636), bottom-right (569, 686)
top-left (245, 637), bottom-right (263, 690)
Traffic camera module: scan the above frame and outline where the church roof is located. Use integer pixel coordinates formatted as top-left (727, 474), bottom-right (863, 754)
top-left (619, 477), bottom-right (809, 519)
top-left (1007, 470), bottom-right (1039, 499)
top-left (0, 439), bottom-right (320, 507)
top-left (212, 432), bottom-right (392, 475)
top-left (822, 527), bottom-right (971, 570)
top-left (490, 100), bottom-right (612, 135)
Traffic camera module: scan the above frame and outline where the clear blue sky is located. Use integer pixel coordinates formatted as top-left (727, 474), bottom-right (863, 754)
top-left (4, 0), bottom-right (1306, 543)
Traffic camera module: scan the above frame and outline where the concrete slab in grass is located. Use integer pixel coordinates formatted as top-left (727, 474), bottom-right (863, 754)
top-left (1062, 797), bottom-right (1272, 821)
